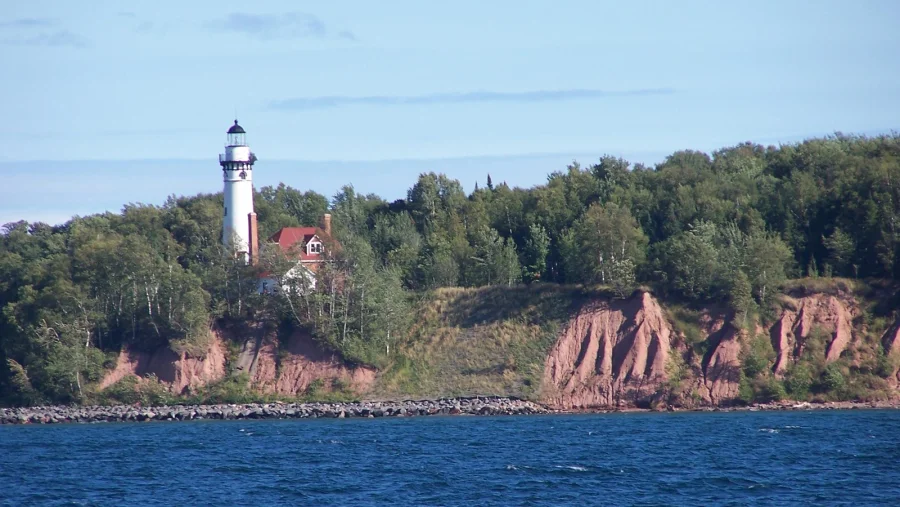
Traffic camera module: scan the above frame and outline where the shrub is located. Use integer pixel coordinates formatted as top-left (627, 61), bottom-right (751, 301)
top-left (784, 364), bottom-right (813, 399)
top-left (876, 349), bottom-right (900, 379)
top-left (304, 378), bottom-right (325, 398)
top-left (137, 374), bottom-right (174, 405)
top-left (758, 377), bottom-right (787, 402)
top-left (821, 363), bottom-right (846, 393)
top-left (742, 335), bottom-right (775, 379)
top-left (738, 372), bottom-right (754, 404)
top-left (101, 375), bottom-right (141, 405)
top-left (191, 373), bottom-right (254, 404)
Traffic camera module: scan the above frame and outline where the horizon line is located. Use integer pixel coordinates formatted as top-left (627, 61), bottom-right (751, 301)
top-left (2, 128), bottom-right (896, 165)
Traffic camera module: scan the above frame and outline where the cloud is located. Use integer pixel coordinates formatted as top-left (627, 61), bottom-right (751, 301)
top-left (212, 12), bottom-right (328, 40)
top-left (2, 29), bottom-right (88, 48)
top-left (0, 18), bottom-right (53, 28)
top-left (0, 17), bottom-right (55, 28)
top-left (268, 88), bottom-right (676, 110)
top-left (336, 30), bottom-right (357, 42)
top-left (0, 18), bottom-right (88, 48)
top-left (135, 21), bottom-right (155, 33)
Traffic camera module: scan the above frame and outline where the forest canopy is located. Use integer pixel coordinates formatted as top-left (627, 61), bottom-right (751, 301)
top-left (2, 133), bottom-right (899, 405)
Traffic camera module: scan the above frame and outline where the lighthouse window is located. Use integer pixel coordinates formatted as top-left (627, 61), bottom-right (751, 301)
top-left (224, 207), bottom-right (227, 216)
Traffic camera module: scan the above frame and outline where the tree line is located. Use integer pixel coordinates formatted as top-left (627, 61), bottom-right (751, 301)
top-left (1, 133), bottom-right (899, 405)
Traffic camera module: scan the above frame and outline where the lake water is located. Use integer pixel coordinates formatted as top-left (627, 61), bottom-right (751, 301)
top-left (2, 410), bottom-right (899, 505)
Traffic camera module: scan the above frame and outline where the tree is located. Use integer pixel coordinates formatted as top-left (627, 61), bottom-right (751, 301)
top-left (743, 232), bottom-right (793, 306)
top-left (371, 211), bottom-right (422, 284)
top-left (653, 222), bottom-right (721, 299)
top-left (562, 202), bottom-right (648, 291)
top-left (407, 173), bottom-right (466, 233)
top-left (823, 228), bottom-right (855, 276)
top-left (523, 223), bottom-right (550, 282)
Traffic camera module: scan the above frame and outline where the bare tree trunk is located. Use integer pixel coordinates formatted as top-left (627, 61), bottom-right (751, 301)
top-left (341, 284), bottom-right (350, 345)
top-left (359, 285), bottom-right (365, 339)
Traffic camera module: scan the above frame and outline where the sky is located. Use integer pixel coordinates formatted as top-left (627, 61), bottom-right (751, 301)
top-left (1, 0), bottom-right (899, 225)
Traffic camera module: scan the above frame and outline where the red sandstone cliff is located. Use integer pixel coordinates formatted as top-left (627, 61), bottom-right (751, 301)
top-left (236, 329), bottom-right (375, 395)
top-left (539, 292), bottom-right (749, 409)
top-left (770, 294), bottom-right (856, 374)
top-left (692, 317), bottom-right (744, 405)
top-left (100, 326), bottom-right (374, 396)
top-left (541, 292), bottom-right (672, 409)
top-left (99, 331), bottom-right (227, 394)
top-left (540, 290), bottom-right (882, 409)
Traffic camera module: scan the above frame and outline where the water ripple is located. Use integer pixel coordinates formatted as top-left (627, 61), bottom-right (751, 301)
top-left (2, 411), bottom-right (900, 505)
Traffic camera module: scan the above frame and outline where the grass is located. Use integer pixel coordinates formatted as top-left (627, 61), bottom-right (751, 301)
top-left (666, 303), bottom-right (706, 357)
top-left (375, 284), bottom-right (591, 400)
top-left (782, 276), bottom-right (870, 298)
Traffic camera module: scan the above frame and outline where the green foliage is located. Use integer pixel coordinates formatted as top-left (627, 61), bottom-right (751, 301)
top-left (741, 335), bottom-right (775, 379)
top-left (824, 228), bottom-right (855, 276)
top-left (728, 270), bottom-right (755, 327)
top-left (821, 363), bottom-right (847, 393)
top-left (738, 372), bottom-right (754, 404)
top-left (522, 223), bottom-right (550, 283)
top-left (668, 306), bottom-right (707, 357)
top-left (189, 373), bottom-right (256, 405)
top-left (784, 364), bottom-right (813, 399)
top-left (664, 352), bottom-right (688, 392)
top-left (378, 285), bottom-right (581, 400)
top-left (758, 377), bottom-right (787, 402)
top-left (273, 229), bottom-right (414, 369)
top-left (304, 378), bottom-right (325, 398)
top-left (5, 133), bottom-right (900, 405)
top-left (5, 359), bottom-right (41, 405)
top-left (98, 374), bottom-right (174, 406)
top-left (561, 202), bottom-right (647, 295)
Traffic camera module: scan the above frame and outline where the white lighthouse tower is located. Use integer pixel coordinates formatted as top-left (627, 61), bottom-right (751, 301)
top-left (220, 120), bottom-right (259, 264)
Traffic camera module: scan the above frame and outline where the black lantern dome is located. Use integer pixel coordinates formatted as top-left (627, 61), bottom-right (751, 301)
top-left (226, 119), bottom-right (247, 146)
top-left (227, 120), bottom-right (246, 134)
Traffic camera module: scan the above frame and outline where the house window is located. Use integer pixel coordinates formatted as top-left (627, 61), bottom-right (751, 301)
top-left (309, 242), bottom-right (323, 254)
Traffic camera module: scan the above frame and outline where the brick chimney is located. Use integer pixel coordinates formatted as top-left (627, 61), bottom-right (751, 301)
top-left (322, 213), bottom-right (332, 237)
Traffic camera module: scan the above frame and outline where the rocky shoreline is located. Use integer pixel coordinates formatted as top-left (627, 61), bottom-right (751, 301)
top-left (567, 399), bottom-right (900, 414)
top-left (3, 398), bottom-right (898, 425)
top-left (0, 397), bottom-right (547, 425)
top-left (708, 399), bottom-right (900, 412)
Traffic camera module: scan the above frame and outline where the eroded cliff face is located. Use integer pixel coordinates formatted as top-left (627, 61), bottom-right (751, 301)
top-left (770, 294), bottom-right (857, 374)
top-left (692, 317), bottom-right (744, 405)
top-left (99, 331), bottom-right (227, 394)
top-left (99, 288), bottom-right (895, 406)
top-left (236, 330), bottom-right (375, 395)
top-left (541, 292), bottom-right (672, 409)
top-left (100, 326), bottom-right (374, 396)
top-left (540, 290), bottom-right (885, 409)
top-left (539, 291), bottom-right (748, 409)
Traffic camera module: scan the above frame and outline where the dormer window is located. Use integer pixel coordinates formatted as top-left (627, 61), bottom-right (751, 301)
top-left (308, 242), bottom-right (323, 254)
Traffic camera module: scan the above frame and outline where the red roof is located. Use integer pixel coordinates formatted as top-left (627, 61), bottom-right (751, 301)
top-left (268, 227), bottom-right (330, 260)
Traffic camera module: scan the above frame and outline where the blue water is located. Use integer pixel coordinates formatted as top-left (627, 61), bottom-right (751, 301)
top-left (2, 410), bottom-right (899, 506)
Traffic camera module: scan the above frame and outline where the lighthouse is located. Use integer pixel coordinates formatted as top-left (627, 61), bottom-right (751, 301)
top-left (220, 120), bottom-right (259, 264)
